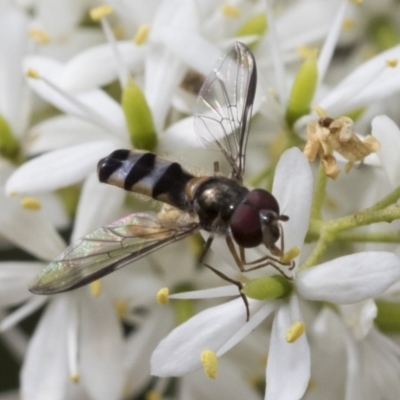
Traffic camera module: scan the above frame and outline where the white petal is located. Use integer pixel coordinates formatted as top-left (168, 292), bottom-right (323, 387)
top-left (217, 301), bottom-right (278, 356)
top-left (36, 0), bottom-right (82, 36)
top-left (0, 188), bottom-right (66, 260)
top-left (71, 172), bottom-right (125, 241)
top-left (308, 308), bottom-right (347, 400)
top-left (151, 298), bottom-right (262, 376)
top-left (124, 308), bottom-right (173, 397)
top-left (340, 300), bottom-right (377, 340)
top-left (79, 291), bottom-right (124, 400)
top-left (183, 358), bottom-right (261, 400)
top-left (0, 0), bottom-right (29, 136)
top-left (297, 252), bottom-right (400, 303)
top-left (160, 116), bottom-right (199, 151)
top-left (272, 148), bottom-right (313, 255)
top-left (319, 44), bottom-right (400, 115)
top-left (60, 41), bottom-right (147, 92)
top-left (371, 115), bottom-right (400, 189)
top-left (169, 285), bottom-right (239, 299)
top-left (159, 31), bottom-right (220, 76)
top-left (27, 115), bottom-right (110, 155)
top-left (21, 297), bottom-right (70, 400)
top-left (265, 296), bottom-right (310, 400)
top-left (24, 56), bottom-right (127, 136)
top-left (0, 296), bottom-right (47, 332)
top-left (6, 140), bottom-right (118, 194)
top-left (145, 45), bottom-right (186, 131)
top-left (0, 262), bottom-right (43, 307)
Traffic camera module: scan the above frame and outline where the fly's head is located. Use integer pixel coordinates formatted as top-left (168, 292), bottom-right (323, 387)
top-left (229, 189), bottom-right (289, 254)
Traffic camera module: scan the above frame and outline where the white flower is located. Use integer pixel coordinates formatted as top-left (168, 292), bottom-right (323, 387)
top-left (150, 148), bottom-right (400, 400)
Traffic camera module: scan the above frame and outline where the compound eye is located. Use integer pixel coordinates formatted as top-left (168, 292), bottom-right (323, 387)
top-left (245, 189), bottom-right (280, 214)
top-left (230, 203), bottom-right (262, 248)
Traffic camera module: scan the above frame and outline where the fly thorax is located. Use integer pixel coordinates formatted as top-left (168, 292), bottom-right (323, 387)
top-left (192, 177), bottom-right (248, 233)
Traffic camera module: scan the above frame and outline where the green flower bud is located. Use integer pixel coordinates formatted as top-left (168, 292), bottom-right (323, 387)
top-left (0, 114), bottom-right (19, 160)
top-left (285, 52), bottom-right (318, 127)
top-left (375, 300), bottom-right (400, 333)
top-left (368, 16), bottom-right (400, 51)
top-left (237, 14), bottom-right (268, 38)
top-left (242, 275), bottom-right (293, 300)
top-left (122, 78), bottom-right (157, 151)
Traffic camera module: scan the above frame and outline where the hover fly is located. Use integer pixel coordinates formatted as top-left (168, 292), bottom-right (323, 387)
top-left (29, 42), bottom-right (291, 320)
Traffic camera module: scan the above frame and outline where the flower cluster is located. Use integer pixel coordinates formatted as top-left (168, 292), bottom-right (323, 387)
top-left (1, 0), bottom-right (400, 399)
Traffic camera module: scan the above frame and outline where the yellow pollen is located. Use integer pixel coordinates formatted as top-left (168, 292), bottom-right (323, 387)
top-left (386, 58), bottom-right (398, 68)
top-left (156, 287), bottom-right (169, 305)
top-left (90, 280), bottom-right (102, 296)
top-left (113, 24), bottom-right (125, 40)
top-left (296, 45), bottom-right (318, 59)
top-left (280, 246), bottom-right (300, 264)
top-left (90, 5), bottom-right (114, 21)
top-left (260, 354), bottom-right (268, 368)
top-left (20, 197), bottom-right (42, 211)
top-left (114, 299), bottom-right (128, 319)
top-left (307, 378), bottom-right (317, 391)
top-left (342, 18), bottom-right (355, 30)
top-left (220, 4), bottom-right (241, 18)
top-left (200, 349), bottom-right (218, 379)
top-left (133, 24), bottom-right (150, 45)
top-left (286, 321), bottom-right (306, 343)
top-left (350, 0), bottom-right (363, 4)
top-left (70, 373), bottom-right (80, 383)
top-left (28, 29), bottom-right (50, 44)
top-left (145, 390), bottom-right (160, 400)
top-left (9, 191), bottom-right (17, 197)
top-left (311, 105), bottom-right (328, 118)
top-left (26, 69), bottom-right (39, 79)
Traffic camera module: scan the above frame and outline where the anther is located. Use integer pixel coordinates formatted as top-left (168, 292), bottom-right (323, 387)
top-left (156, 287), bottom-right (169, 305)
top-left (20, 197), bottom-right (42, 211)
top-left (286, 321), bottom-right (305, 343)
top-left (200, 349), bottom-right (218, 379)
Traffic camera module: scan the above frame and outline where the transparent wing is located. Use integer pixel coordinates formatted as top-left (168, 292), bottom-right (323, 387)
top-left (29, 212), bottom-right (199, 294)
top-left (194, 42), bottom-right (257, 181)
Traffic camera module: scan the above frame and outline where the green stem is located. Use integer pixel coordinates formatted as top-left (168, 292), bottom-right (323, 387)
top-left (336, 230), bottom-right (400, 243)
top-left (367, 185), bottom-right (400, 212)
top-left (300, 231), bottom-right (331, 270)
top-left (327, 205), bottom-right (400, 232)
top-left (310, 162), bottom-right (327, 220)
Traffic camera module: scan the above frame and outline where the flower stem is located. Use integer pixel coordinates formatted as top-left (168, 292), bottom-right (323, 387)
top-left (310, 162), bottom-right (328, 220)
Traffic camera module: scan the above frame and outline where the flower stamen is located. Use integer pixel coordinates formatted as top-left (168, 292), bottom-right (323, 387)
top-left (156, 287), bottom-right (169, 305)
top-left (28, 29), bottom-right (50, 44)
top-left (89, 5), bottom-right (113, 21)
top-left (90, 280), bottom-right (102, 296)
top-left (286, 321), bottom-right (305, 343)
top-left (220, 4), bottom-right (241, 18)
top-left (20, 197), bottom-right (41, 211)
top-left (200, 349), bottom-right (218, 379)
top-left (145, 390), bottom-right (160, 400)
top-left (114, 299), bottom-right (128, 319)
top-left (70, 374), bottom-right (80, 383)
top-left (280, 246), bottom-right (300, 264)
top-left (133, 24), bottom-right (150, 45)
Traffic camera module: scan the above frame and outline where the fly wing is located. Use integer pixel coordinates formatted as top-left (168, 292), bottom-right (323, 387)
top-left (29, 212), bottom-right (199, 294)
top-left (194, 42), bottom-right (257, 181)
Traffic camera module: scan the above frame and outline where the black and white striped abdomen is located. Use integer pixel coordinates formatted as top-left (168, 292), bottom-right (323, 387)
top-left (97, 149), bottom-right (195, 211)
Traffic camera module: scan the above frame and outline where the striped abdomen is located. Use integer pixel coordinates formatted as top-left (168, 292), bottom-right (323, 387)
top-left (97, 149), bottom-right (195, 211)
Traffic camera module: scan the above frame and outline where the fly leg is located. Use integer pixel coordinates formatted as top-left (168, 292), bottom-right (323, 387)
top-left (200, 236), bottom-right (250, 321)
top-left (225, 237), bottom-right (294, 280)
top-left (214, 161), bottom-right (219, 175)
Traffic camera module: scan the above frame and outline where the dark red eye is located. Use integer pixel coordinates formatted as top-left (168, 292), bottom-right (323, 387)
top-left (230, 203), bottom-right (262, 248)
top-left (245, 189), bottom-right (280, 214)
